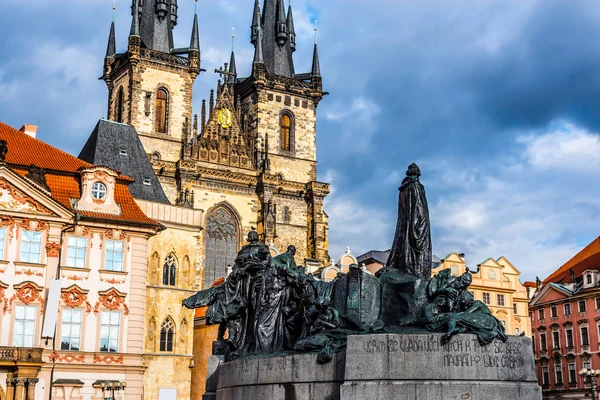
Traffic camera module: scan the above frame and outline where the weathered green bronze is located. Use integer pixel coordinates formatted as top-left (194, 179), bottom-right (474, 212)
top-left (183, 163), bottom-right (507, 363)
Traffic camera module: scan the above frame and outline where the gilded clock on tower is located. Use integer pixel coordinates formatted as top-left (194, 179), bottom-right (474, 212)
top-left (217, 108), bottom-right (233, 128)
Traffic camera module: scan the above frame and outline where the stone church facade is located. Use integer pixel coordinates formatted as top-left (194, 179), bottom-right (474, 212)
top-left (92, 0), bottom-right (330, 398)
top-left (102, 0), bottom-right (329, 290)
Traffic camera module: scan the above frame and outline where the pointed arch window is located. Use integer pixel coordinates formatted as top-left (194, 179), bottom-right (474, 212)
top-left (160, 317), bottom-right (175, 352)
top-left (280, 113), bottom-right (292, 152)
top-left (204, 207), bottom-right (238, 288)
top-left (116, 87), bottom-right (125, 123)
top-left (155, 88), bottom-right (169, 134)
top-left (162, 253), bottom-right (177, 286)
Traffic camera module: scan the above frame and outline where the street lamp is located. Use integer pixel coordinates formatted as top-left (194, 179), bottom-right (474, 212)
top-left (579, 368), bottom-right (600, 400)
top-left (100, 381), bottom-right (127, 400)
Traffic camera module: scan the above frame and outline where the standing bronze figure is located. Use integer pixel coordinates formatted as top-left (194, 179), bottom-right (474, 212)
top-left (386, 163), bottom-right (432, 277)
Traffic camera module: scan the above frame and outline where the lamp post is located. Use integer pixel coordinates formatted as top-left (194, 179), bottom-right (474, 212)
top-left (100, 381), bottom-right (127, 400)
top-left (579, 368), bottom-right (600, 400)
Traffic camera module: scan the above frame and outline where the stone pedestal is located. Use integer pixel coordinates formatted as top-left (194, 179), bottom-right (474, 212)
top-left (342, 333), bottom-right (541, 400)
top-left (207, 333), bottom-right (541, 400)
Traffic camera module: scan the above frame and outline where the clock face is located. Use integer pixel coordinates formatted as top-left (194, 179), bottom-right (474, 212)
top-left (217, 108), bottom-right (233, 128)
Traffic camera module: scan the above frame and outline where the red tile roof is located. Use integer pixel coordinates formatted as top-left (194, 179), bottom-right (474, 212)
top-left (0, 122), bottom-right (160, 228)
top-left (543, 237), bottom-right (600, 284)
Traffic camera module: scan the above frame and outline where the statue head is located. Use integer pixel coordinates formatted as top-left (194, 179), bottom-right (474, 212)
top-left (406, 163), bottom-right (421, 178)
top-left (287, 245), bottom-right (296, 256)
top-left (459, 271), bottom-right (473, 288)
top-left (247, 230), bottom-right (259, 244)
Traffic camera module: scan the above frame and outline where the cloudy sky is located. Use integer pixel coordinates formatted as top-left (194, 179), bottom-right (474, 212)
top-left (2, 0), bottom-right (600, 281)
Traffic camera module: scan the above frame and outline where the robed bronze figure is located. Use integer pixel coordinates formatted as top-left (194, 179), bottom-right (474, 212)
top-left (386, 163), bottom-right (432, 277)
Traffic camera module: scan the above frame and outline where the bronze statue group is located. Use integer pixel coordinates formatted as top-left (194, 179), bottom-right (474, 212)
top-left (184, 164), bottom-right (507, 363)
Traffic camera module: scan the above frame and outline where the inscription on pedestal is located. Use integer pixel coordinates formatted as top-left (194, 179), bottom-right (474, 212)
top-left (362, 336), bottom-right (526, 369)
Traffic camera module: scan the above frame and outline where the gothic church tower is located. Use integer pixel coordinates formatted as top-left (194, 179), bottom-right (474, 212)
top-left (102, 0), bottom-right (200, 164)
top-left (101, 0), bottom-right (329, 288)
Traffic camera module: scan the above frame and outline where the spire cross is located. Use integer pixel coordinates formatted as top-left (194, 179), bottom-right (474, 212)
top-left (232, 27), bottom-right (235, 52)
top-left (314, 20), bottom-right (318, 44)
top-left (112, 0), bottom-right (116, 22)
top-left (214, 63), bottom-right (235, 80)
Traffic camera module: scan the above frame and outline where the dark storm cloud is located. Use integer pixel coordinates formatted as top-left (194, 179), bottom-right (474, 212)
top-left (1, 0), bottom-right (600, 280)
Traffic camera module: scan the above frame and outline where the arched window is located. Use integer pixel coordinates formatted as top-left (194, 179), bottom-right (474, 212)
top-left (204, 207), bottom-right (238, 288)
top-left (280, 113), bottom-right (292, 151)
top-left (155, 88), bottom-right (169, 134)
top-left (162, 253), bottom-right (177, 286)
top-left (152, 152), bottom-right (161, 161)
top-left (116, 87), bottom-right (125, 123)
top-left (160, 317), bottom-right (175, 352)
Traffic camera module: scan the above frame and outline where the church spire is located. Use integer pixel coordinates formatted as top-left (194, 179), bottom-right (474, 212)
top-left (134, 0), bottom-right (175, 53)
top-left (287, 1), bottom-right (296, 52)
top-left (257, 0), bottom-right (294, 77)
top-left (311, 24), bottom-right (321, 77)
top-left (190, 1), bottom-right (200, 51)
top-left (250, 0), bottom-right (260, 45)
top-left (229, 28), bottom-right (237, 85)
top-left (253, 7), bottom-right (264, 66)
top-left (130, 0), bottom-right (141, 37)
top-left (275, 0), bottom-right (288, 46)
top-left (106, 1), bottom-right (117, 58)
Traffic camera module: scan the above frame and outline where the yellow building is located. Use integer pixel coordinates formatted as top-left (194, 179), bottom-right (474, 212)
top-left (432, 253), bottom-right (532, 336)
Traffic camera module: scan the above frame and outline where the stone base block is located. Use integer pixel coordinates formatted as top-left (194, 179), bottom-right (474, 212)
top-left (209, 333), bottom-right (541, 400)
top-left (341, 381), bottom-right (542, 400)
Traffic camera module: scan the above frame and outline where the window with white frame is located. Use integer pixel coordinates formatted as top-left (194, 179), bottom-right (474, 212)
top-left (579, 300), bottom-right (587, 313)
top-left (66, 236), bottom-right (87, 268)
top-left (550, 306), bottom-right (558, 318)
top-left (450, 265), bottom-right (458, 275)
top-left (566, 328), bottom-right (574, 347)
top-left (581, 326), bottom-right (590, 346)
top-left (0, 228), bottom-right (6, 260)
top-left (540, 332), bottom-right (547, 350)
top-left (105, 240), bottom-right (124, 272)
top-left (596, 298), bottom-right (600, 310)
top-left (515, 327), bottom-right (520, 335)
top-left (488, 270), bottom-right (496, 279)
top-left (100, 311), bottom-right (120, 352)
top-left (20, 231), bottom-right (42, 263)
top-left (564, 303), bottom-right (571, 315)
top-left (497, 294), bottom-right (505, 306)
top-left (568, 363), bottom-right (577, 384)
top-left (552, 331), bottom-right (560, 349)
top-left (538, 308), bottom-right (545, 320)
top-left (584, 361), bottom-right (591, 370)
top-left (482, 292), bottom-right (490, 305)
top-left (555, 364), bottom-right (563, 385)
top-left (13, 305), bottom-right (36, 347)
top-left (60, 308), bottom-right (82, 351)
top-left (542, 366), bottom-right (549, 386)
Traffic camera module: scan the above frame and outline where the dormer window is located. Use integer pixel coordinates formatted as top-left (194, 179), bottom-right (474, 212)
top-left (142, 178), bottom-right (151, 186)
top-left (91, 182), bottom-right (107, 200)
top-left (119, 149), bottom-right (128, 156)
top-left (587, 274), bottom-right (593, 285)
top-left (74, 167), bottom-right (121, 216)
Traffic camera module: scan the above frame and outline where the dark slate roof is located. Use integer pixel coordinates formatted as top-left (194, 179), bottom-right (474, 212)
top-left (258, 0), bottom-right (295, 77)
top-left (357, 250), bottom-right (390, 265)
top-left (79, 119), bottom-right (170, 204)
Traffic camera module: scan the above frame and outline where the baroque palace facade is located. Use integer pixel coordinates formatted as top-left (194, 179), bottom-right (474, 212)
top-left (0, 122), bottom-right (162, 400)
